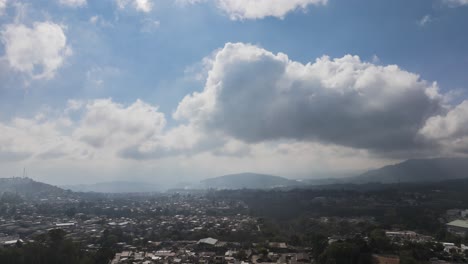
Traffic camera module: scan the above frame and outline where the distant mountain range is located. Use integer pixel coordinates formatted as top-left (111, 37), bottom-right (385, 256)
top-left (199, 172), bottom-right (303, 189)
top-left (0, 177), bottom-right (65, 196)
top-left (6, 157), bottom-right (468, 194)
top-left (347, 157), bottom-right (468, 184)
top-left (62, 181), bottom-right (161, 193)
top-left (199, 158), bottom-right (468, 189)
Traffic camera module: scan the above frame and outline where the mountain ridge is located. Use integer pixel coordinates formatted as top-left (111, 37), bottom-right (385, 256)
top-left (0, 177), bottom-right (65, 196)
top-left (199, 172), bottom-right (303, 189)
top-left (349, 157), bottom-right (468, 184)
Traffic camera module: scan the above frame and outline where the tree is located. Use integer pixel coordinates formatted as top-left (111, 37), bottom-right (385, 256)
top-left (369, 229), bottom-right (392, 253)
top-left (319, 241), bottom-right (371, 264)
top-left (65, 207), bottom-right (77, 218)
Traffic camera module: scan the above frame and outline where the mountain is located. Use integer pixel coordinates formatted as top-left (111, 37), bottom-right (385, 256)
top-left (0, 177), bottom-right (65, 196)
top-left (63, 181), bottom-right (161, 193)
top-left (348, 157), bottom-right (468, 184)
top-left (200, 173), bottom-right (303, 189)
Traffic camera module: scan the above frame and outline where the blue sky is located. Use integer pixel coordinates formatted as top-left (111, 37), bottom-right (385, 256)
top-left (0, 0), bottom-right (467, 185)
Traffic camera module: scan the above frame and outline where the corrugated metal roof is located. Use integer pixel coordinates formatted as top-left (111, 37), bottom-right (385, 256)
top-left (198, 237), bottom-right (218, 245)
top-left (447, 220), bottom-right (468, 229)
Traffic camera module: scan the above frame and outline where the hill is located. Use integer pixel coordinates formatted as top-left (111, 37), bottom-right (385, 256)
top-left (200, 173), bottom-right (303, 189)
top-left (0, 177), bottom-right (65, 196)
top-left (348, 157), bottom-right (468, 184)
top-left (63, 181), bottom-right (161, 193)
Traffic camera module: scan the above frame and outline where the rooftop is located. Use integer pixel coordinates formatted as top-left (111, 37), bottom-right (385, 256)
top-left (198, 237), bottom-right (218, 245)
top-left (447, 219), bottom-right (468, 229)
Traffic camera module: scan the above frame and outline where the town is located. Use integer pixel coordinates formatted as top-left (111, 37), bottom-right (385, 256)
top-left (1, 177), bottom-right (468, 263)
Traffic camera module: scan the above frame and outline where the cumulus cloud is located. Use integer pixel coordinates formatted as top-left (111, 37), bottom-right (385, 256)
top-left (443, 0), bottom-right (468, 7)
top-left (0, 97), bottom-right (247, 164)
top-left (3, 43), bottom-right (468, 184)
top-left (0, 99), bottom-right (170, 163)
top-left (0, 97), bottom-right (221, 166)
top-left (0, 21), bottom-right (72, 80)
top-left (175, 42), bottom-right (443, 153)
top-left (0, 114), bottom-right (75, 163)
top-left (419, 101), bottom-right (468, 153)
top-left (74, 99), bottom-right (166, 148)
top-left (58, 0), bottom-right (87, 8)
top-left (118, 123), bottom-right (229, 160)
top-left (116, 0), bottom-right (153, 13)
top-left (177, 0), bottom-right (327, 20)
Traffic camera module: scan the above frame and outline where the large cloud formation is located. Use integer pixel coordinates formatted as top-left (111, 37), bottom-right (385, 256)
top-left (175, 43), bottom-right (443, 153)
top-left (2, 42), bottom-right (468, 182)
top-left (1, 21), bottom-right (72, 79)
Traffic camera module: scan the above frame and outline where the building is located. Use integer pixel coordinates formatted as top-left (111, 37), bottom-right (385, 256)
top-left (385, 231), bottom-right (417, 239)
top-left (198, 237), bottom-right (218, 246)
top-left (446, 220), bottom-right (468, 237)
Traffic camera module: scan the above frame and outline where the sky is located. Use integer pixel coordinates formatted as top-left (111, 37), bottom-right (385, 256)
top-left (0, 0), bottom-right (468, 185)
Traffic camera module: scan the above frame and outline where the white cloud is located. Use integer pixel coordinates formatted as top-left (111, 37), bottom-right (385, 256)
top-left (0, 107), bottom-right (390, 183)
top-left (0, 0), bottom-right (7, 16)
top-left (89, 15), bottom-right (99, 24)
top-left (116, 0), bottom-right (153, 13)
top-left (216, 0), bottom-right (327, 20)
top-left (74, 99), bottom-right (166, 148)
top-left (2, 42), bottom-right (468, 184)
top-left (0, 114), bottom-right (76, 163)
top-left (443, 0), bottom-right (468, 7)
top-left (0, 94), bottom-right (413, 184)
top-left (419, 101), bottom-right (468, 154)
top-left (89, 15), bottom-right (114, 27)
top-left (0, 99), bottom-right (168, 165)
top-left (175, 42), bottom-right (443, 153)
top-left (134, 0), bottom-right (152, 12)
top-left (0, 21), bottom-right (72, 80)
top-left (418, 15), bottom-right (432, 27)
top-left (178, 0), bottom-right (327, 20)
top-left (58, 0), bottom-right (87, 8)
